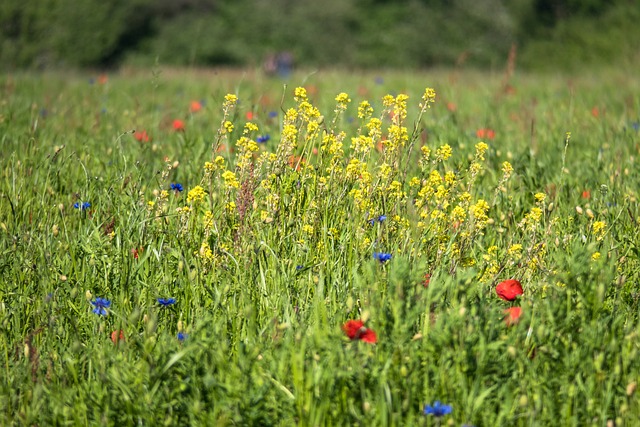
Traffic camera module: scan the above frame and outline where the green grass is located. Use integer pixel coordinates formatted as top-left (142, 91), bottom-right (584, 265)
top-left (1, 67), bottom-right (640, 426)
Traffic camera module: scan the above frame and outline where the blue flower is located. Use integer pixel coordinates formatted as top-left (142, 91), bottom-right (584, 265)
top-left (170, 183), bottom-right (184, 192)
top-left (257, 135), bottom-right (270, 143)
top-left (631, 122), bottom-right (639, 132)
top-left (368, 214), bottom-right (387, 225)
top-left (296, 265), bottom-right (304, 270)
top-left (74, 202), bottom-right (91, 210)
top-left (157, 298), bottom-right (176, 307)
top-left (423, 401), bottom-right (452, 417)
top-left (91, 297), bottom-right (111, 316)
top-left (177, 332), bottom-right (187, 342)
top-left (269, 111), bottom-right (278, 119)
top-left (373, 252), bottom-right (392, 263)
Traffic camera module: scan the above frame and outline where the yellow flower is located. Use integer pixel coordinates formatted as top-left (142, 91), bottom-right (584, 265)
top-left (223, 120), bottom-right (234, 134)
top-left (501, 161), bottom-right (513, 176)
top-left (534, 193), bottom-right (546, 204)
top-left (592, 220), bottom-right (606, 241)
top-left (592, 252), bottom-right (601, 261)
top-left (382, 95), bottom-right (395, 108)
top-left (335, 92), bottom-right (351, 110)
top-left (475, 142), bottom-right (489, 159)
top-left (225, 201), bottom-right (236, 213)
top-left (294, 87), bottom-right (308, 102)
top-left (435, 144), bottom-right (452, 161)
top-left (187, 185), bottom-right (206, 203)
top-left (450, 205), bottom-right (467, 223)
top-left (203, 210), bottom-right (214, 231)
top-left (421, 88), bottom-right (436, 106)
top-left (358, 101), bottom-right (373, 119)
top-left (221, 170), bottom-right (240, 189)
top-left (223, 94), bottom-right (238, 109)
top-left (508, 244), bottom-right (523, 257)
top-left (244, 122), bottom-right (259, 133)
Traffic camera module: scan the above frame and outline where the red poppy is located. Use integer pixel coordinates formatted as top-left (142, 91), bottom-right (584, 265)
top-left (111, 330), bottom-right (125, 344)
top-left (246, 111), bottom-right (255, 120)
top-left (190, 101), bottom-right (202, 113)
top-left (496, 279), bottom-right (523, 301)
top-left (504, 307), bottom-right (522, 326)
top-left (131, 247), bottom-right (143, 259)
top-left (98, 74), bottom-right (108, 85)
top-left (446, 102), bottom-right (457, 112)
top-left (476, 128), bottom-right (496, 139)
top-left (591, 107), bottom-right (600, 118)
top-left (342, 320), bottom-right (377, 344)
top-left (134, 130), bottom-right (150, 143)
top-left (423, 273), bottom-right (431, 288)
top-left (173, 119), bottom-right (185, 131)
top-left (581, 190), bottom-right (591, 199)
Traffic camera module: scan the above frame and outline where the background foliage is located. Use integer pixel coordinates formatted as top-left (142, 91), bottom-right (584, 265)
top-left (1, 0), bottom-right (638, 70)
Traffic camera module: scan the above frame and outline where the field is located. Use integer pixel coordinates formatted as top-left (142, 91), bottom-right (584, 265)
top-left (1, 67), bottom-right (639, 426)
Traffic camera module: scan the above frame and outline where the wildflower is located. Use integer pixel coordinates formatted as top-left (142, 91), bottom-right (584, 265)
top-left (504, 307), bottom-right (522, 326)
top-left (423, 401), bottom-right (453, 417)
top-left (189, 101), bottom-right (202, 113)
top-left (534, 192), bottom-right (546, 204)
top-left (134, 130), bottom-right (150, 143)
top-left (496, 279), bottom-right (523, 301)
top-left (422, 87), bottom-right (436, 105)
top-left (257, 135), bottom-right (270, 143)
top-left (223, 94), bottom-right (238, 108)
top-left (373, 252), bottom-right (392, 263)
top-left (476, 128), bottom-right (496, 139)
top-left (501, 161), bottom-right (513, 176)
top-left (592, 220), bottom-right (606, 241)
top-left (91, 297), bottom-right (111, 316)
top-left (268, 111), bottom-right (278, 119)
top-left (186, 185), bottom-right (206, 203)
top-left (177, 332), bottom-right (187, 342)
top-left (131, 247), bottom-right (143, 259)
top-left (157, 298), bottom-right (176, 307)
top-left (581, 190), bottom-right (591, 199)
top-left (170, 183), bottom-right (184, 192)
top-left (435, 144), bottom-right (452, 161)
top-left (424, 273), bottom-right (431, 288)
top-left (358, 100), bottom-right (373, 119)
top-left (111, 330), bottom-right (125, 344)
top-left (74, 202), bottom-right (91, 210)
top-left (591, 252), bottom-right (601, 261)
top-left (172, 119), bottom-right (185, 131)
top-left (246, 111), bottom-right (254, 120)
top-left (368, 215), bottom-right (387, 225)
top-left (342, 320), bottom-right (377, 344)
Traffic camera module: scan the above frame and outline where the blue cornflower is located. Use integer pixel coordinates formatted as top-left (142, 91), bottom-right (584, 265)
top-left (631, 122), bottom-right (640, 132)
top-left (373, 252), bottom-right (392, 263)
top-left (257, 135), bottom-right (270, 143)
top-left (423, 401), bottom-right (452, 417)
top-left (368, 214), bottom-right (387, 225)
top-left (269, 111), bottom-right (278, 119)
top-left (170, 183), bottom-right (184, 192)
top-left (296, 265), bottom-right (304, 271)
top-left (177, 332), bottom-right (187, 342)
top-left (91, 297), bottom-right (111, 316)
top-left (157, 298), bottom-right (176, 307)
top-left (74, 202), bottom-right (91, 210)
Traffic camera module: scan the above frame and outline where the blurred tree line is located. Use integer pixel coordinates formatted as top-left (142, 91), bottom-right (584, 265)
top-left (0, 0), bottom-right (638, 70)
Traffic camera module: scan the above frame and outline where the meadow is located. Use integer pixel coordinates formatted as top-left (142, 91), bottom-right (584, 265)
top-left (1, 67), bottom-right (639, 426)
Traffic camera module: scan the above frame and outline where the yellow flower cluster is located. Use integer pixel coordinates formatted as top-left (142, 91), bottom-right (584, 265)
top-left (335, 92), bottom-right (351, 111)
top-left (187, 185), bottom-right (206, 204)
top-left (592, 220), bottom-right (606, 241)
top-left (222, 170), bottom-right (240, 189)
